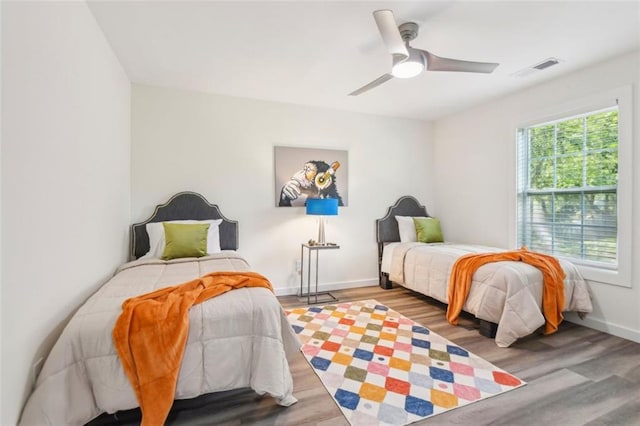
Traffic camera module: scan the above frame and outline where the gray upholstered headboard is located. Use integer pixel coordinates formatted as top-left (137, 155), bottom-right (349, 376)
top-left (376, 196), bottom-right (429, 244)
top-left (375, 196), bottom-right (429, 288)
top-left (130, 191), bottom-right (239, 260)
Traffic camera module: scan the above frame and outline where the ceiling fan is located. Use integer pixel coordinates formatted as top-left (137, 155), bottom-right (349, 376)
top-left (349, 10), bottom-right (499, 96)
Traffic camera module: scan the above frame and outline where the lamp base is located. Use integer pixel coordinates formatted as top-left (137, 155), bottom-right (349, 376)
top-left (317, 216), bottom-right (326, 245)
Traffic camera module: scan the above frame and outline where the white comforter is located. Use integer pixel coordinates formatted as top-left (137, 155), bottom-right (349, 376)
top-left (20, 252), bottom-right (300, 426)
top-left (385, 243), bottom-right (593, 347)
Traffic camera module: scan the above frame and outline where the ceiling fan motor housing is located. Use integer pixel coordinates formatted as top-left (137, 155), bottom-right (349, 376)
top-left (398, 22), bottom-right (419, 42)
top-left (391, 22), bottom-right (424, 78)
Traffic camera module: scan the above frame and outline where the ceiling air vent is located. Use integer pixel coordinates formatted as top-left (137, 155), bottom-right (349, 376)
top-left (511, 57), bottom-right (563, 78)
top-left (533, 58), bottom-right (560, 70)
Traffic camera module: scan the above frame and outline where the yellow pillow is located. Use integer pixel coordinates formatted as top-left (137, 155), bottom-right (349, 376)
top-left (413, 217), bottom-right (444, 243)
top-left (161, 223), bottom-right (210, 260)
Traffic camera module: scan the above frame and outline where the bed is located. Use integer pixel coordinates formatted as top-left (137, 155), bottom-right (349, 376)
top-left (20, 191), bottom-right (300, 426)
top-left (376, 196), bottom-right (593, 347)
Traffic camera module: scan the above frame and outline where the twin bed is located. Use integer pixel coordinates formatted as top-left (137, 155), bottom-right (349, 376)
top-left (376, 196), bottom-right (593, 347)
top-left (20, 192), bottom-right (300, 426)
top-left (21, 192), bottom-right (594, 424)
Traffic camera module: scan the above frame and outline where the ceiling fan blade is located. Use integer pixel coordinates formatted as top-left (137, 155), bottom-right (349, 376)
top-left (421, 50), bottom-right (499, 73)
top-left (373, 10), bottom-right (409, 59)
top-left (348, 73), bottom-right (394, 96)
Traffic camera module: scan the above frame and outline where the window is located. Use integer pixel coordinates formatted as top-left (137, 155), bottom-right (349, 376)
top-left (517, 106), bottom-right (619, 266)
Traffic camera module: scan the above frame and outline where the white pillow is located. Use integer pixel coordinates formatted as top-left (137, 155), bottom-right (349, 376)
top-left (141, 219), bottom-right (223, 259)
top-left (395, 215), bottom-right (425, 243)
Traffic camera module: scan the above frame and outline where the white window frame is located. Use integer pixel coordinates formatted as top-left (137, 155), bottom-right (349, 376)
top-left (513, 86), bottom-right (632, 288)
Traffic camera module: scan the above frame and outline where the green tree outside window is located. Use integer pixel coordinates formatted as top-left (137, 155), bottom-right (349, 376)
top-left (518, 108), bottom-right (618, 264)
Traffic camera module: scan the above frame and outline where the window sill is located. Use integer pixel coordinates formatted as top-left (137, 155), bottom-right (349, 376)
top-left (573, 263), bottom-right (631, 288)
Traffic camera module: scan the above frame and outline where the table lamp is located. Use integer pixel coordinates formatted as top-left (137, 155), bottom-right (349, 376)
top-left (306, 197), bottom-right (338, 245)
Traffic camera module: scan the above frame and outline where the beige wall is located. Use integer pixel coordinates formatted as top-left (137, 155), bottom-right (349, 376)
top-left (1, 2), bottom-right (131, 423)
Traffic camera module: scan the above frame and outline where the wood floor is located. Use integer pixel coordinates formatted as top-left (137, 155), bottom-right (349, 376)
top-left (89, 285), bottom-right (640, 426)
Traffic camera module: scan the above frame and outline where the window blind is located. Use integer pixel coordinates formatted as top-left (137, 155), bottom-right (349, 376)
top-left (517, 106), bottom-right (619, 265)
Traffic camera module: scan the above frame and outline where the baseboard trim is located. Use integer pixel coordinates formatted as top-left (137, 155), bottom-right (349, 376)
top-left (274, 283), bottom-right (640, 344)
top-left (274, 278), bottom-right (377, 297)
top-left (564, 312), bottom-right (640, 343)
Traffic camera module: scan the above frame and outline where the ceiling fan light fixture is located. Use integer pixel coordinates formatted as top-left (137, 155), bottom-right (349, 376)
top-left (391, 48), bottom-right (424, 78)
top-left (392, 60), bottom-right (423, 78)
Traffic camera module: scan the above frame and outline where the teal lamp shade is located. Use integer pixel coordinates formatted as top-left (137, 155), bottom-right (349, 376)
top-left (306, 198), bottom-right (338, 216)
top-left (306, 198), bottom-right (338, 244)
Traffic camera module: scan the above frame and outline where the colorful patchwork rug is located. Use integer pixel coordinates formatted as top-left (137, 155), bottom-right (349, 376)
top-left (286, 300), bottom-right (524, 426)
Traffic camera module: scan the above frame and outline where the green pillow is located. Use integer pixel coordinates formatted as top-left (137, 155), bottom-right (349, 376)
top-left (413, 217), bottom-right (444, 243)
top-left (162, 222), bottom-right (210, 260)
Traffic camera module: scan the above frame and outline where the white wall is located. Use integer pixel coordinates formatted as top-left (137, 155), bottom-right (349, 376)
top-left (432, 51), bottom-right (640, 342)
top-left (131, 85), bottom-right (433, 294)
top-left (0, 2), bottom-right (3, 421)
top-left (1, 2), bottom-right (131, 424)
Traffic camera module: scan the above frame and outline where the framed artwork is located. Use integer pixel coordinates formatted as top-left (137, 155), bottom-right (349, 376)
top-left (274, 146), bottom-right (349, 207)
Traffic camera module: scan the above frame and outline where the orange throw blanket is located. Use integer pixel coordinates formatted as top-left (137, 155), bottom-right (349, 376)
top-left (112, 271), bottom-right (273, 426)
top-left (446, 248), bottom-right (565, 335)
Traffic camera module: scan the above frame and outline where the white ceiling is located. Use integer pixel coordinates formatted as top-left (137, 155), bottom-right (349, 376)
top-left (87, 1), bottom-right (640, 121)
